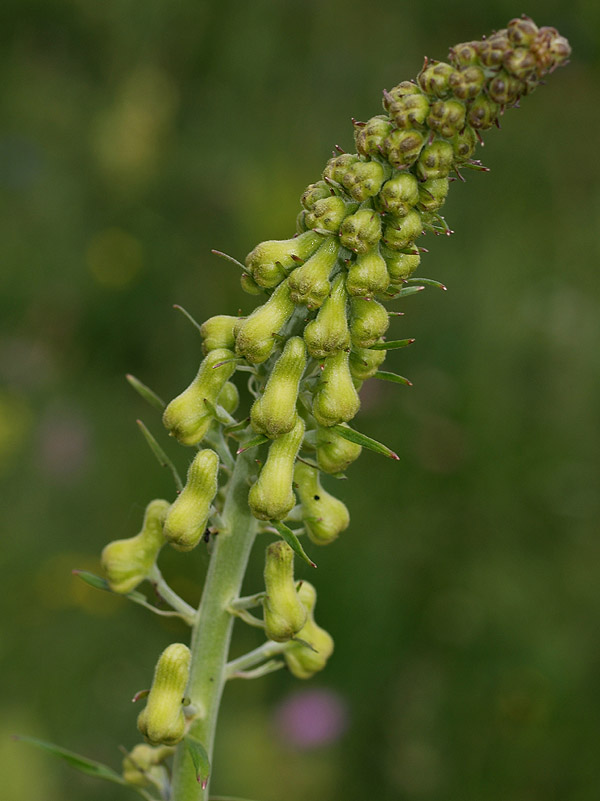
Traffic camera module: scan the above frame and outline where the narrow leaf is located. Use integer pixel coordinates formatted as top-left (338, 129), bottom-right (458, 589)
top-left (72, 570), bottom-right (110, 592)
top-left (403, 277), bottom-right (447, 291)
top-left (271, 521), bottom-right (316, 568)
top-left (211, 249), bottom-right (246, 271)
top-left (125, 374), bottom-right (165, 412)
top-left (185, 736), bottom-right (211, 789)
top-left (388, 286), bottom-right (424, 298)
top-left (173, 304), bottom-right (203, 334)
top-left (14, 736), bottom-right (128, 787)
top-left (375, 370), bottom-right (413, 386)
top-left (369, 338), bottom-right (415, 351)
top-left (236, 434), bottom-right (269, 454)
top-left (332, 424), bottom-right (399, 460)
top-left (136, 420), bottom-right (183, 491)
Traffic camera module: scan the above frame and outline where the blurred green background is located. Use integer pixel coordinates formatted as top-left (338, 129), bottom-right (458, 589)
top-left (1, 1), bottom-right (599, 799)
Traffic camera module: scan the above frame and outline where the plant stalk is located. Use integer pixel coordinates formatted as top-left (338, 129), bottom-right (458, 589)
top-left (170, 448), bottom-right (258, 801)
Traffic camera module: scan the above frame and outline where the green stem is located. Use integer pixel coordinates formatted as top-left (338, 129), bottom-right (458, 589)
top-left (170, 449), bottom-right (258, 801)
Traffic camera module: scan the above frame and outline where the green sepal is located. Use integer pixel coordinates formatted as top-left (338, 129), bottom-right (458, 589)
top-left (126, 374), bottom-right (165, 412)
top-left (136, 420), bottom-right (184, 491)
top-left (224, 418), bottom-right (251, 435)
top-left (236, 434), bottom-right (269, 454)
top-left (173, 304), bottom-right (203, 334)
top-left (369, 338), bottom-right (415, 350)
top-left (185, 736), bottom-right (211, 790)
top-left (13, 736), bottom-right (146, 795)
top-left (331, 424), bottom-right (399, 460)
top-left (72, 570), bottom-right (149, 604)
top-left (403, 277), bottom-right (447, 290)
top-left (271, 520), bottom-right (317, 569)
top-left (374, 370), bottom-right (413, 386)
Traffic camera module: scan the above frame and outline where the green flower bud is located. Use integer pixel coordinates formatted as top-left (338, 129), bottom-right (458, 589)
top-left (323, 153), bottom-right (359, 185)
top-left (416, 139), bottom-right (455, 181)
top-left (381, 245), bottom-right (421, 281)
top-left (250, 336), bottom-right (307, 438)
top-left (383, 209), bottom-right (423, 250)
top-left (467, 94), bottom-right (500, 130)
top-left (163, 449), bottom-right (219, 551)
top-left (200, 315), bottom-right (238, 354)
top-left (426, 99), bottom-right (466, 139)
top-left (122, 744), bottom-right (173, 788)
top-left (448, 65), bottom-right (486, 100)
top-left (417, 61), bottom-right (457, 96)
top-left (477, 31), bottom-right (511, 68)
top-left (235, 280), bottom-right (295, 364)
top-left (349, 296), bottom-right (389, 348)
top-left (388, 93), bottom-right (430, 129)
top-left (345, 248), bottom-right (390, 298)
top-left (378, 173), bottom-right (419, 217)
top-left (248, 417), bottom-right (305, 521)
top-left (453, 125), bottom-right (478, 162)
top-left (163, 348), bottom-right (236, 445)
top-left (218, 380), bottom-right (240, 415)
top-left (284, 582), bottom-right (334, 679)
top-left (288, 237), bottom-right (340, 308)
top-left (263, 540), bottom-right (307, 642)
top-left (303, 273), bottom-right (350, 359)
top-left (293, 461), bottom-right (350, 545)
top-left (305, 195), bottom-right (349, 233)
top-left (448, 41), bottom-right (480, 67)
top-left (532, 28), bottom-right (571, 71)
top-left (341, 160), bottom-right (386, 202)
top-left (137, 643), bottom-right (191, 746)
top-left (101, 499), bottom-right (170, 594)
top-left (315, 422), bottom-right (362, 474)
top-left (312, 350), bottom-right (360, 427)
top-left (417, 177), bottom-right (449, 213)
top-left (503, 47), bottom-right (538, 81)
top-left (349, 344), bottom-right (387, 381)
top-left (245, 231), bottom-right (323, 289)
top-left (382, 81), bottom-right (421, 112)
top-left (488, 71), bottom-right (524, 106)
top-left (354, 115), bottom-right (393, 157)
top-left (240, 272), bottom-right (263, 296)
top-left (301, 181), bottom-right (332, 211)
top-left (339, 209), bottom-right (382, 254)
top-left (507, 16), bottom-right (539, 47)
top-left (382, 128), bottom-right (425, 169)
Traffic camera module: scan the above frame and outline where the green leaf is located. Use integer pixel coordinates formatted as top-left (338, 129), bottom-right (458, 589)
top-left (271, 521), bottom-right (317, 568)
top-left (185, 736), bottom-right (211, 790)
top-left (125, 374), bottom-right (165, 412)
top-left (332, 424), bottom-right (399, 461)
top-left (369, 338), bottom-right (415, 350)
top-left (374, 370), bottom-right (413, 386)
top-left (14, 736), bottom-right (129, 787)
top-left (403, 277), bottom-right (447, 291)
top-left (136, 420), bottom-right (183, 491)
top-left (173, 304), bottom-right (203, 334)
top-left (236, 434), bottom-right (269, 454)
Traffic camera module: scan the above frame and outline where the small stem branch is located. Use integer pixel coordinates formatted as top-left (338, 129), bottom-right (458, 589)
top-left (228, 592), bottom-right (265, 611)
top-left (225, 640), bottom-right (287, 678)
top-left (149, 567), bottom-right (196, 625)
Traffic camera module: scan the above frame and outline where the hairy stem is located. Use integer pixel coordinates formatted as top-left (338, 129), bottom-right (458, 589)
top-left (170, 449), bottom-right (258, 801)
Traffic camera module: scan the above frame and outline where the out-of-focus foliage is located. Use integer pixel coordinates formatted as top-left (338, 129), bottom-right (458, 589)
top-left (1, 1), bottom-right (598, 799)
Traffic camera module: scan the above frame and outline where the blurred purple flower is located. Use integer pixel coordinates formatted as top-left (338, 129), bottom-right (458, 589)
top-left (274, 687), bottom-right (349, 748)
top-left (37, 406), bottom-right (91, 483)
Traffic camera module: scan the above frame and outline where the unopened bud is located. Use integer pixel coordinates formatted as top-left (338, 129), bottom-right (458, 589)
top-left (381, 246), bottom-right (421, 282)
top-left (235, 280), bottom-right (295, 364)
top-left (248, 417), bottom-right (305, 521)
top-left (218, 380), bottom-right (240, 415)
top-left (448, 65), bottom-right (486, 100)
top-left (383, 209), bottom-right (423, 251)
top-left (284, 582), bottom-right (334, 679)
top-left (102, 499), bottom-right (170, 594)
top-left (383, 128), bottom-right (425, 169)
top-left (477, 31), bottom-right (511, 68)
top-left (417, 61), bottom-right (456, 96)
top-left (345, 248), bottom-right (390, 298)
top-left (453, 126), bottom-right (478, 162)
top-left (341, 160), bottom-right (386, 202)
top-left (323, 153), bottom-right (359, 185)
top-left (303, 273), bottom-right (350, 359)
top-left (339, 209), bottom-right (382, 254)
top-left (349, 297), bottom-right (389, 348)
top-left (137, 643), bottom-right (191, 746)
top-left (417, 178), bottom-right (449, 213)
top-left (427, 99), bottom-right (466, 139)
top-left (378, 173), bottom-right (419, 217)
top-left (240, 272), bottom-right (263, 296)
top-left (301, 181), bottom-right (332, 211)
top-left (312, 350), bottom-right (360, 427)
top-left (354, 115), bottom-right (393, 157)
top-left (449, 41), bottom-right (480, 67)
top-left (503, 47), bottom-right (538, 80)
top-left (162, 348), bottom-right (236, 445)
top-left (467, 94), bottom-right (500, 130)
top-left (122, 744), bottom-right (173, 788)
top-left (349, 344), bottom-right (387, 381)
top-left (163, 449), bottom-right (219, 551)
top-left (251, 337), bottom-right (307, 438)
top-left (416, 139), bottom-right (455, 181)
top-left (385, 85), bottom-right (430, 129)
top-left (200, 315), bottom-right (238, 354)
top-left (293, 461), bottom-right (350, 545)
top-left (263, 540), bottom-right (307, 642)
top-left (245, 231), bottom-right (323, 289)
top-left (487, 71), bottom-right (524, 106)
top-left (288, 237), bottom-right (340, 308)
top-left (305, 195), bottom-right (349, 233)
top-left (382, 81), bottom-right (420, 112)
top-left (315, 423), bottom-right (362, 474)
top-left (507, 16), bottom-right (539, 47)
